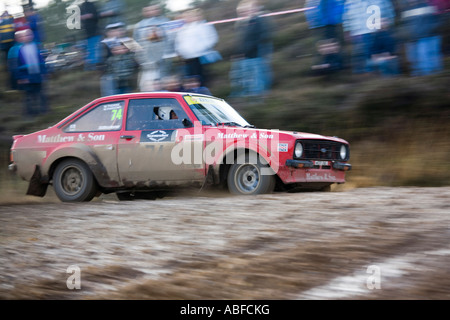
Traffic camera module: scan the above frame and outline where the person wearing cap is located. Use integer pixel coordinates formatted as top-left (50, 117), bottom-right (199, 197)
top-left (106, 41), bottom-right (138, 94)
top-left (98, 23), bottom-right (122, 96)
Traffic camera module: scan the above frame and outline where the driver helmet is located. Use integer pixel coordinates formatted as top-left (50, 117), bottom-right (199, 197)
top-left (158, 107), bottom-right (173, 120)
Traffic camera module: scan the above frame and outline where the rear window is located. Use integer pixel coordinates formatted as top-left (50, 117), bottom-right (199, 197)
top-left (64, 101), bottom-right (125, 132)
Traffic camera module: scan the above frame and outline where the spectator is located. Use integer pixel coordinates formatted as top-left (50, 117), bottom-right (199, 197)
top-left (401, 0), bottom-right (443, 75)
top-left (342, 0), bottom-right (396, 74)
top-left (23, 5), bottom-right (45, 46)
top-left (98, 23), bottom-right (122, 96)
top-left (230, 0), bottom-right (272, 97)
top-left (183, 75), bottom-right (212, 95)
top-left (305, 0), bottom-right (345, 73)
top-left (367, 18), bottom-right (399, 76)
top-left (80, 0), bottom-right (100, 70)
top-left (160, 18), bottom-right (185, 76)
top-left (106, 41), bottom-right (138, 94)
top-left (305, 0), bottom-right (345, 39)
top-left (162, 74), bottom-right (183, 92)
top-left (0, 10), bottom-right (16, 89)
top-left (7, 30), bottom-right (27, 91)
top-left (14, 29), bottom-right (48, 116)
top-left (429, 0), bottom-right (450, 54)
top-left (174, 8), bottom-right (219, 87)
top-left (133, 4), bottom-right (169, 92)
top-left (99, 0), bottom-right (126, 28)
top-left (311, 38), bottom-right (343, 74)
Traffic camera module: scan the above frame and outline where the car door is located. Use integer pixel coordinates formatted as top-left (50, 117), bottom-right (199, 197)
top-left (117, 97), bottom-right (205, 185)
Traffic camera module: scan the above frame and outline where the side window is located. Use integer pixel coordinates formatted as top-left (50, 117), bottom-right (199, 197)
top-left (64, 101), bottom-right (125, 132)
top-left (126, 98), bottom-right (188, 130)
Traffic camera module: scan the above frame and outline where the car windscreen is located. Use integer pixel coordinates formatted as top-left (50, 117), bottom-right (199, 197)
top-left (184, 95), bottom-right (251, 127)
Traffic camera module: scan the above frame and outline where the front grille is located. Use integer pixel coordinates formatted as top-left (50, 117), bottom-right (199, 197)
top-left (298, 139), bottom-right (345, 161)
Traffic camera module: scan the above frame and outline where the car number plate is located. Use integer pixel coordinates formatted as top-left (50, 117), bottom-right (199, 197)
top-left (314, 161), bottom-right (329, 166)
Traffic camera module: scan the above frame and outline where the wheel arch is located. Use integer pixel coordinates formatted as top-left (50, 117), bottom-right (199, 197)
top-left (43, 144), bottom-right (112, 188)
top-left (215, 147), bottom-right (276, 186)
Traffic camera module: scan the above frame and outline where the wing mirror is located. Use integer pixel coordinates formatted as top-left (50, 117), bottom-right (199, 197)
top-left (182, 118), bottom-right (193, 127)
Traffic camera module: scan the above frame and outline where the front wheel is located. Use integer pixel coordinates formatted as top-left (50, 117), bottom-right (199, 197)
top-left (227, 158), bottom-right (275, 195)
top-left (53, 159), bottom-right (98, 202)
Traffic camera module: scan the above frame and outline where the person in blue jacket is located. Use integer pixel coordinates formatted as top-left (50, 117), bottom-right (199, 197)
top-left (305, 0), bottom-right (345, 73)
top-left (14, 29), bottom-right (48, 116)
top-left (401, 0), bottom-right (443, 75)
top-left (23, 5), bottom-right (45, 47)
top-left (1, 10), bottom-right (16, 89)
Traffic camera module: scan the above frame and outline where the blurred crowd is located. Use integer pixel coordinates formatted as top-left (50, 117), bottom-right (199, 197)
top-left (0, 0), bottom-right (449, 117)
top-left (1, 4), bottom-right (47, 117)
top-left (306, 0), bottom-right (449, 76)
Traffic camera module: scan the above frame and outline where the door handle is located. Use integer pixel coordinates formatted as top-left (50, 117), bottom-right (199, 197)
top-left (120, 135), bottom-right (135, 140)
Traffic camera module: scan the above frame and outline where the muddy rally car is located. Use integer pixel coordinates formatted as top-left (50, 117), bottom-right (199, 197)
top-left (9, 92), bottom-right (351, 202)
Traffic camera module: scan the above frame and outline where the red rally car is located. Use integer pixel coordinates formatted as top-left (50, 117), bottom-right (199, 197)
top-left (9, 92), bottom-right (352, 202)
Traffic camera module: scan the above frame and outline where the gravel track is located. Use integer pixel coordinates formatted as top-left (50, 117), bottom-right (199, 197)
top-left (0, 187), bottom-right (449, 299)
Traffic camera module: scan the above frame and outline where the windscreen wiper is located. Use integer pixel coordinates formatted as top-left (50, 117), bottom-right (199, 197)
top-left (216, 122), bottom-right (243, 127)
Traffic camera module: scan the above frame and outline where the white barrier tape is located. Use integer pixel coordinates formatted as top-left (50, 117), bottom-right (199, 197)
top-left (208, 7), bottom-right (315, 25)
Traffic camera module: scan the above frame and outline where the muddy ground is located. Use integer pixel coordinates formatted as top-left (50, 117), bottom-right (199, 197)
top-left (0, 186), bottom-right (449, 300)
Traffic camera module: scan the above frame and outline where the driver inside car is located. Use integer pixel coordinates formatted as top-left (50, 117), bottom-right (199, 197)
top-left (158, 107), bottom-right (178, 120)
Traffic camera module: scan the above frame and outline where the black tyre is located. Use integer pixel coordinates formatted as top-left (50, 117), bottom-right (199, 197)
top-left (227, 154), bottom-right (275, 195)
top-left (53, 159), bottom-right (97, 202)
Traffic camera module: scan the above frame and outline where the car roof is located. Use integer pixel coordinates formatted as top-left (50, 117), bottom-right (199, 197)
top-left (54, 92), bottom-right (216, 129)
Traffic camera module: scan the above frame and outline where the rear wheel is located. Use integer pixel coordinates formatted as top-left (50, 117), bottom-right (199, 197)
top-left (227, 155), bottom-right (275, 195)
top-left (53, 159), bottom-right (97, 202)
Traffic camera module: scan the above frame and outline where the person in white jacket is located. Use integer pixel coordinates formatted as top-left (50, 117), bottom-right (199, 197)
top-left (133, 4), bottom-right (169, 92)
top-left (174, 9), bottom-right (219, 86)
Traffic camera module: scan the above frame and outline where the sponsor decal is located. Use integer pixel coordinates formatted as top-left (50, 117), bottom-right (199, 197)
top-left (102, 103), bottom-right (123, 111)
top-left (216, 132), bottom-right (274, 140)
top-left (37, 133), bottom-right (106, 143)
top-left (97, 125), bottom-right (121, 131)
top-left (217, 132), bottom-right (248, 139)
top-left (38, 134), bottom-right (75, 143)
top-left (306, 173), bottom-right (337, 181)
top-left (184, 134), bottom-right (204, 141)
top-left (259, 132), bottom-right (274, 139)
top-left (278, 143), bottom-right (288, 152)
top-left (141, 130), bottom-right (175, 143)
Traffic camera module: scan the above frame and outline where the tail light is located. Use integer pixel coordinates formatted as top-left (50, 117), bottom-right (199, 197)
top-left (10, 135), bottom-right (24, 162)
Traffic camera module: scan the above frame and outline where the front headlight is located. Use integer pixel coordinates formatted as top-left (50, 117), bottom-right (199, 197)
top-left (294, 142), bottom-right (303, 158)
top-left (340, 145), bottom-right (347, 160)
